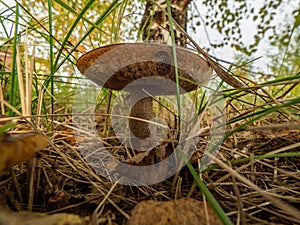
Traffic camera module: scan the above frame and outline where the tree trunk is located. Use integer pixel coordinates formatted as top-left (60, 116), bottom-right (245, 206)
top-left (140, 0), bottom-right (191, 46)
top-left (129, 0), bottom-right (191, 141)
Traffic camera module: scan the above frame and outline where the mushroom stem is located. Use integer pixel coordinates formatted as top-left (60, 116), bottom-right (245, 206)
top-left (129, 96), bottom-right (154, 140)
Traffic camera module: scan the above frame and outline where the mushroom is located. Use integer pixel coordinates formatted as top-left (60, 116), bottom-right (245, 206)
top-left (76, 43), bottom-right (212, 146)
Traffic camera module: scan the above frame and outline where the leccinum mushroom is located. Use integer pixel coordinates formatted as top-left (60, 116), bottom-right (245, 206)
top-left (76, 43), bottom-right (212, 145)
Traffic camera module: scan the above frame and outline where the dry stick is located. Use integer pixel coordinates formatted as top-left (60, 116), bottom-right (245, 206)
top-left (103, 90), bottom-right (113, 138)
top-left (227, 79), bottom-right (297, 92)
top-left (231, 149), bottom-right (300, 182)
top-left (48, 196), bottom-right (101, 214)
top-left (17, 2), bottom-right (62, 50)
top-left (174, 19), bottom-right (300, 123)
top-left (191, 122), bottom-right (300, 139)
top-left (16, 45), bottom-right (26, 115)
top-left (88, 180), bottom-right (130, 220)
top-left (26, 41), bottom-right (34, 120)
top-left (256, 160), bottom-right (300, 182)
top-left (45, 138), bottom-right (130, 219)
top-left (273, 157), bottom-right (279, 183)
top-left (0, 100), bottom-right (47, 134)
top-left (36, 79), bottom-right (44, 125)
top-left (35, 159), bottom-right (42, 208)
top-left (172, 19), bottom-right (244, 89)
top-left (0, 85), bottom-right (4, 114)
top-left (278, 82), bottom-right (299, 99)
top-left (243, 122), bottom-right (300, 131)
top-left (266, 142), bottom-right (300, 155)
top-left (27, 157), bottom-right (36, 211)
top-left (200, 173), bottom-right (210, 225)
top-left (0, 99), bottom-right (22, 116)
top-left (93, 181), bottom-right (119, 219)
top-left (253, 204), bottom-right (299, 223)
top-left (208, 152), bottom-right (300, 223)
top-left (42, 166), bottom-right (53, 190)
top-left (246, 78), bottom-right (300, 124)
top-left (231, 174), bottom-right (246, 225)
top-left (216, 150), bottom-right (300, 184)
top-left (6, 186), bottom-right (24, 211)
top-left (24, 29), bottom-right (30, 118)
top-left (250, 153), bottom-right (255, 183)
top-left (226, 201), bottom-right (271, 216)
top-left (174, 176), bottom-right (182, 199)
top-left (10, 168), bottom-right (24, 204)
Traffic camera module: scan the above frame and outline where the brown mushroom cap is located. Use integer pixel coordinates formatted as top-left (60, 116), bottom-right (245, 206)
top-left (76, 43), bottom-right (212, 95)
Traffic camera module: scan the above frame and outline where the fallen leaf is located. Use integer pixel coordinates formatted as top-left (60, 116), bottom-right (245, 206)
top-left (53, 130), bottom-right (80, 146)
top-left (76, 45), bottom-right (86, 54)
top-left (125, 151), bottom-right (154, 166)
top-left (0, 133), bottom-right (48, 171)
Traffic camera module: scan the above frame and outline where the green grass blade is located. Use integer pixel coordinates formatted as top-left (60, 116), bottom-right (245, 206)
top-left (166, 0), bottom-right (181, 130)
top-left (225, 95), bottom-right (300, 129)
top-left (177, 146), bottom-right (234, 225)
top-left (0, 122), bottom-right (16, 136)
top-left (202, 151), bottom-right (300, 173)
top-left (166, 1), bottom-right (232, 224)
top-left (53, 0), bottom-right (96, 71)
top-left (48, 0), bottom-right (54, 114)
top-left (8, 2), bottom-right (19, 116)
top-left (53, 0), bottom-right (102, 32)
top-left (54, 0), bottom-right (121, 72)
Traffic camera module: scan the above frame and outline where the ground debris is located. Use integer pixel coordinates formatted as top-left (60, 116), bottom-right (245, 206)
top-left (0, 207), bottom-right (88, 225)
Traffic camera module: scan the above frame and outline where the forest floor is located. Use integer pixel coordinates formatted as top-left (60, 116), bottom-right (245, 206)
top-left (0, 108), bottom-right (299, 225)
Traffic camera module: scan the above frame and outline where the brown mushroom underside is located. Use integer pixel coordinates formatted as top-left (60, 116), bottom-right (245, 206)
top-left (76, 43), bottom-right (212, 95)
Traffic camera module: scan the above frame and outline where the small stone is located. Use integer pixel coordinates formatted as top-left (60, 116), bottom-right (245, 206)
top-left (128, 198), bottom-right (222, 225)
